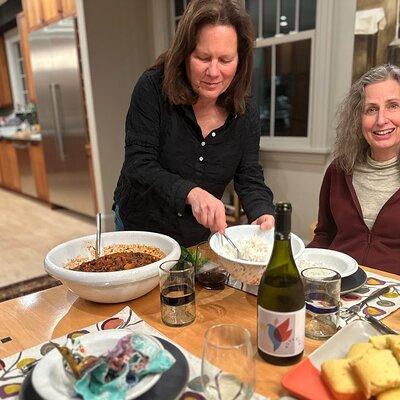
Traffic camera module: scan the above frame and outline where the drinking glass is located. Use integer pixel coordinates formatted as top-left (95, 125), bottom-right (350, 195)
top-left (159, 260), bottom-right (196, 327)
top-left (195, 241), bottom-right (227, 290)
top-left (301, 267), bottom-right (341, 339)
top-left (201, 324), bottom-right (255, 400)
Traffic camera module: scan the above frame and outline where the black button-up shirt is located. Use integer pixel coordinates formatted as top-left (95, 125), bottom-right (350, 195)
top-left (114, 67), bottom-right (274, 247)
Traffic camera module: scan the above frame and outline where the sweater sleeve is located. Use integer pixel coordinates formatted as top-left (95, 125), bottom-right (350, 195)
top-left (308, 163), bottom-right (337, 248)
top-left (233, 100), bottom-right (274, 222)
top-left (123, 72), bottom-right (197, 214)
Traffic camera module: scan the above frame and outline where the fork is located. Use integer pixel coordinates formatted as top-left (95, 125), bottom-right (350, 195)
top-left (341, 285), bottom-right (395, 318)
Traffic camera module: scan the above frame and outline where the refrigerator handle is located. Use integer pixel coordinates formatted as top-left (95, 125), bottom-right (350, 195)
top-left (49, 83), bottom-right (66, 161)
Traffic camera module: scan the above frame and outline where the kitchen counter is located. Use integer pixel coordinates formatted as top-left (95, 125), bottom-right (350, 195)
top-left (0, 132), bottom-right (42, 142)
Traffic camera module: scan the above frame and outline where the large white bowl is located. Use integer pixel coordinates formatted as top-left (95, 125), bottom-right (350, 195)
top-left (209, 225), bottom-right (305, 285)
top-left (44, 231), bottom-right (181, 303)
top-left (296, 248), bottom-right (358, 278)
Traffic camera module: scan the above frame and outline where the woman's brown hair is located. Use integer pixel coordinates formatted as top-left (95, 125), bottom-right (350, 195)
top-left (156, 0), bottom-right (254, 115)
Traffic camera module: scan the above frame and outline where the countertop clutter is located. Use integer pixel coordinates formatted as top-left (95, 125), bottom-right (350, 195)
top-left (0, 125), bottom-right (48, 201)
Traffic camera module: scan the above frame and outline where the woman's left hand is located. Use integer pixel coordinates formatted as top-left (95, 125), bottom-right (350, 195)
top-left (251, 214), bottom-right (275, 230)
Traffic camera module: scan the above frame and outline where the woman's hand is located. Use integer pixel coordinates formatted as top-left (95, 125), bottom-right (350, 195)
top-left (251, 214), bottom-right (275, 230)
top-left (186, 187), bottom-right (227, 233)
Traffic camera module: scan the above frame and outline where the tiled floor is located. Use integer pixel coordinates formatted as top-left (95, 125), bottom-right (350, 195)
top-left (0, 188), bottom-right (95, 288)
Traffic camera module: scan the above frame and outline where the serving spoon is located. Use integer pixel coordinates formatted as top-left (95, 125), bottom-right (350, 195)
top-left (221, 232), bottom-right (242, 259)
top-left (95, 212), bottom-right (102, 259)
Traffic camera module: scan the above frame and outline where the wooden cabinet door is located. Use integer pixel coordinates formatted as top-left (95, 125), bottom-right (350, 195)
top-left (0, 141), bottom-right (21, 191)
top-left (29, 141), bottom-right (49, 201)
top-left (0, 36), bottom-right (12, 109)
top-left (17, 13), bottom-right (37, 103)
top-left (61, 0), bottom-right (75, 17)
top-left (22, 0), bottom-right (43, 31)
top-left (41, 0), bottom-right (62, 24)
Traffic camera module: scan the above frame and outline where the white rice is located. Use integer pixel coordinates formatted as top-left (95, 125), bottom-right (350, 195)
top-left (297, 258), bottom-right (331, 271)
top-left (222, 235), bottom-right (272, 262)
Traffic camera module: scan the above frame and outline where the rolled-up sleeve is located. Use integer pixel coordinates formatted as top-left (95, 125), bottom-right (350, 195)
top-left (234, 100), bottom-right (274, 222)
top-left (123, 74), bottom-right (197, 214)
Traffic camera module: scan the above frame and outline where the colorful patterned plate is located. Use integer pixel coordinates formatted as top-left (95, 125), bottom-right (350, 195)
top-left (281, 320), bottom-right (381, 400)
top-left (20, 337), bottom-right (189, 400)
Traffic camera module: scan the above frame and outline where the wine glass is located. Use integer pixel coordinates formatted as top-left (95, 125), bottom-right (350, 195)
top-left (201, 324), bottom-right (255, 400)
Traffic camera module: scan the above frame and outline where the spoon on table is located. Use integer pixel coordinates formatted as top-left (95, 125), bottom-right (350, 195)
top-left (95, 212), bottom-right (102, 259)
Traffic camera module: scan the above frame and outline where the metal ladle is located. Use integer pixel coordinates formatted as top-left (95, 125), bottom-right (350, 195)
top-left (95, 212), bottom-right (102, 258)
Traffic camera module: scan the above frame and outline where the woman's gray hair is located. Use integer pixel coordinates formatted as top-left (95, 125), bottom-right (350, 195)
top-left (334, 64), bottom-right (400, 173)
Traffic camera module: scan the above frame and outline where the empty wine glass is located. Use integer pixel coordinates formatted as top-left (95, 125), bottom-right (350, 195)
top-left (201, 324), bottom-right (255, 400)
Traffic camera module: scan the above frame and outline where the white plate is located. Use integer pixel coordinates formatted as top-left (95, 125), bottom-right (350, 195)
top-left (296, 248), bottom-right (358, 278)
top-left (32, 330), bottom-right (163, 400)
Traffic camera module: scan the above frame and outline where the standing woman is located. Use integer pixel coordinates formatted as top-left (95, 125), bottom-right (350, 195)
top-left (113, 0), bottom-right (275, 247)
top-left (309, 64), bottom-right (400, 274)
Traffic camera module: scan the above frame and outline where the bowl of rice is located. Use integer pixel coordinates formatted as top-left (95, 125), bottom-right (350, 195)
top-left (44, 231), bottom-right (181, 303)
top-left (209, 225), bottom-right (305, 285)
top-left (295, 248), bottom-right (358, 278)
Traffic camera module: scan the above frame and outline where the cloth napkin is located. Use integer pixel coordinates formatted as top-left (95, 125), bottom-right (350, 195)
top-left (226, 270), bottom-right (400, 326)
top-left (0, 306), bottom-right (269, 400)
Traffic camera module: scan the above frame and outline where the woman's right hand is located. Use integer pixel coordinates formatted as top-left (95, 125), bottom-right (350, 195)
top-left (186, 187), bottom-right (227, 233)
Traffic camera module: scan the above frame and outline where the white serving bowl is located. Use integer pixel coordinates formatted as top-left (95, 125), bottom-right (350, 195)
top-left (44, 231), bottom-right (181, 303)
top-left (296, 248), bottom-right (358, 278)
top-left (209, 225), bottom-right (305, 285)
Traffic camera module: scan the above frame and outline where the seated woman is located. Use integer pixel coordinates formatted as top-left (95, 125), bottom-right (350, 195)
top-left (309, 64), bottom-right (400, 275)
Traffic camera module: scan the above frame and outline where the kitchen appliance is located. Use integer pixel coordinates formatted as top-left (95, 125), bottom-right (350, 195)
top-left (29, 17), bottom-right (95, 216)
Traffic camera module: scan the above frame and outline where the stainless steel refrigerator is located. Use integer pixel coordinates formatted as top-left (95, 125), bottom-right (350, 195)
top-left (29, 17), bottom-right (95, 217)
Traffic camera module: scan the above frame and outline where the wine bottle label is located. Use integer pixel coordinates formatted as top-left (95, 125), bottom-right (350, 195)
top-left (258, 306), bottom-right (305, 357)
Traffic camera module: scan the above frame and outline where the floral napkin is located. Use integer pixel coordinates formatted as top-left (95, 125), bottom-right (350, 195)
top-left (226, 270), bottom-right (400, 326)
top-left (0, 306), bottom-right (269, 400)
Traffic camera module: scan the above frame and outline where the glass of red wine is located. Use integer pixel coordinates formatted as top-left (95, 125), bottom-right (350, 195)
top-left (195, 241), bottom-right (227, 290)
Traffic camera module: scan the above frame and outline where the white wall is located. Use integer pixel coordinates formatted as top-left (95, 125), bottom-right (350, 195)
top-left (77, 0), bottom-right (163, 230)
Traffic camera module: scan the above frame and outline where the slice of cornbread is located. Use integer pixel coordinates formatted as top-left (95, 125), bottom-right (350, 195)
top-left (387, 335), bottom-right (400, 363)
top-left (321, 358), bottom-right (366, 400)
top-left (350, 348), bottom-right (400, 398)
top-left (377, 388), bottom-right (400, 400)
top-left (346, 343), bottom-right (373, 360)
top-left (369, 335), bottom-right (398, 350)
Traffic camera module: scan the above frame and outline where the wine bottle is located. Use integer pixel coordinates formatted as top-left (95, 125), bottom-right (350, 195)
top-left (257, 202), bottom-right (305, 366)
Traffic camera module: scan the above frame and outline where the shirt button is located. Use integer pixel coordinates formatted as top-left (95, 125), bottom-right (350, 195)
top-left (199, 156), bottom-right (204, 161)
top-left (211, 132), bottom-right (216, 137)
top-left (201, 141), bottom-right (205, 146)
top-left (177, 212), bottom-right (182, 217)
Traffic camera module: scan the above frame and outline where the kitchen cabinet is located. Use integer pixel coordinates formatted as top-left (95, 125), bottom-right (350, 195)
top-left (29, 141), bottom-right (49, 201)
top-left (17, 13), bottom-right (36, 103)
top-left (61, 0), bottom-right (76, 17)
top-left (22, 0), bottom-right (75, 31)
top-left (41, 0), bottom-right (62, 24)
top-left (0, 140), bottom-right (20, 191)
top-left (22, 0), bottom-right (43, 31)
top-left (0, 36), bottom-right (13, 109)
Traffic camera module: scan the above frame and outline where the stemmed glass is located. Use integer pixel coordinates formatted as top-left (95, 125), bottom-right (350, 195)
top-left (201, 324), bottom-right (255, 400)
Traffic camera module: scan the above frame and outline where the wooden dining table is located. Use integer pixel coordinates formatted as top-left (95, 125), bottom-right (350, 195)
top-left (0, 266), bottom-right (399, 399)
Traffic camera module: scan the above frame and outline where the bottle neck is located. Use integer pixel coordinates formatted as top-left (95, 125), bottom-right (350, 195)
top-left (275, 231), bottom-right (291, 241)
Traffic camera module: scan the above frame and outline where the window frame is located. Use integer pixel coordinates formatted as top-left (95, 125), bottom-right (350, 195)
top-left (4, 27), bottom-right (28, 108)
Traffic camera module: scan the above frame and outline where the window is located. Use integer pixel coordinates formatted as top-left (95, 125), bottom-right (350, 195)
top-left (4, 28), bottom-right (28, 108)
top-left (248, 0), bottom-right (315, 139)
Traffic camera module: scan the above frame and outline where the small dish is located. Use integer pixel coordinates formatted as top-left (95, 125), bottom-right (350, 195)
top-left (297, 248), bottom-right (358, 278)
top-left (32, 330), bottom-right (163, 400)
top-left (281, 320), bottom-right (382, 400)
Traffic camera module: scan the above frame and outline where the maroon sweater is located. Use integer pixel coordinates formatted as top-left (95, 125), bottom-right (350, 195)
top-left (308, 162), bottom-right (400, 275)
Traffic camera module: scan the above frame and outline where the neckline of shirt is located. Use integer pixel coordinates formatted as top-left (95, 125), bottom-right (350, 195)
top-left (366, 153), bottom-right (399, 170)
